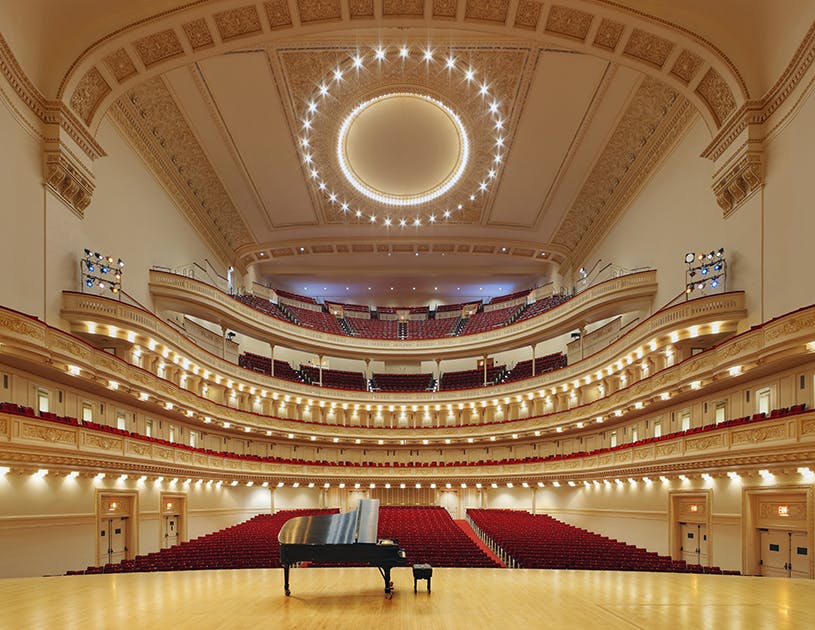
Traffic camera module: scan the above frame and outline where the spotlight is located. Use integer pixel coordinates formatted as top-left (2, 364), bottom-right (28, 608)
top-left (86, 263), bottom-right (94, 272)
top-left (717, 248), bottom-right (724, 256)
top-left (684, 252), bottom-right (695, 264)
top-left (86, 278), bottom-right (94, 288)
top-left (697, 282), bottom-right (705, 290)
top-left (101, 266), bottom-right (109, 274)
top-left (700, 267), bottom-right (708, 275)
top-left (118, 259), bottom-right (125, 267)
top-left (710, 278), bottom-right (719, 288)
top-left (713, 262), bottom-right (722, 271)
top-left (84, 248), bottom-right (91, 256)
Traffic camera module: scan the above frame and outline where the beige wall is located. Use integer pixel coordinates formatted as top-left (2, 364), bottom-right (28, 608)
top-left (0, 95), bottom-right (223, 327)
top-left (0, 472), bottom-right (270, 578)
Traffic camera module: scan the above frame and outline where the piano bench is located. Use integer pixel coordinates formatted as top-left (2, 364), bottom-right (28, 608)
top-left (413, 563), bottom-right (432, 593)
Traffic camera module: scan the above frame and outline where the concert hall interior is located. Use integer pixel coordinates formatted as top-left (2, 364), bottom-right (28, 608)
top-left (2, 1), bottom-right (815, 626)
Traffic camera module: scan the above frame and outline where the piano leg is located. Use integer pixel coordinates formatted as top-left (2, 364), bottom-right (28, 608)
top-left (378, 566), bottom-right (394, 599)
top-left (284, 563), bottom-right (291, 596)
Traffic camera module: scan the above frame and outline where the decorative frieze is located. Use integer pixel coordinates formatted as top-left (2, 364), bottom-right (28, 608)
top-left (182, 19), bottom-right (215, 50)
top-left (69, 67), bottom-right (110, 125)
top-left (133, 29), bottom-right (184, 68)
top-left (545, 5), bottom-right (593, 41)
top-left (213, 5), bottom-right (263, 40)
top-left (383, 0), bottom-right (424, 16)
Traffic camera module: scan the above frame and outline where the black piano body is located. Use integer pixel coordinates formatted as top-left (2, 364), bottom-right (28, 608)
top-left (278, 499), bottom-right (407, 597)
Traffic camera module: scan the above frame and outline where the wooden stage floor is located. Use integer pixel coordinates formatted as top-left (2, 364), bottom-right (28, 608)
top-left (2, 567), bottom-right (814, 629)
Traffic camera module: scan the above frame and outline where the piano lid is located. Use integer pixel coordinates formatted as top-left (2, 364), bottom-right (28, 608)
top-left (278, 499), bottom-right (380, 545)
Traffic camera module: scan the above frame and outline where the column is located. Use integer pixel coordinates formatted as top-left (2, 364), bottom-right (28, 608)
top-left (531, 344), bottom-right (537, 376)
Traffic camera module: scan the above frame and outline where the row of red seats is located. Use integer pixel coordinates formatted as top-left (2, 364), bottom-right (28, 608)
top-left (502, 353), bottom-right (568, 383)
top-left (467, 509), bottom-right (737, 574)
top-left (68, 506), bottom-right (499, 574)
top-left (371, 373), bottom-right (435, 392)
top-left (439, 364), bottom-right (507, 390)
top-left (459, 304), bottom-right (521, 335)
top-left (67, 509), bottom-right (335, 574)
top-left (300, 365), bottom-right (367, 391)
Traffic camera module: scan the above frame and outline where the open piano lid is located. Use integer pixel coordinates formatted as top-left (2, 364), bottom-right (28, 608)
top-left (277, 498), bottom-right (380, 545)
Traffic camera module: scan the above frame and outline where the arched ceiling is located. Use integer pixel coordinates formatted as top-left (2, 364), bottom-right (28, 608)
top-left (3, 1), bottom-right (814, 305)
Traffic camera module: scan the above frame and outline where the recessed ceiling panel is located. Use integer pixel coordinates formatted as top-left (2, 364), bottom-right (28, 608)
top-left (197, 51), bottom-right (318, 231)
top-left (487, 51), bottom-right (610, 228)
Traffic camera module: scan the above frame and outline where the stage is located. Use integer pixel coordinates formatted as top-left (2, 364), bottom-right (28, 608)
top-left (2, 567), bottom-right (814, 629)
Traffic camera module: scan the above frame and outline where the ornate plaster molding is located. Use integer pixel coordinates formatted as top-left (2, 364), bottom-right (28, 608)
top-left (553, 77), bottom-right (696, 267)
top-left (110, 77), bottom-right (254, 266)
top-left (43, 148), bottom-right (95, 218)
top-left (701, 22), bottom-right (815, 217)
top-left (56, 1), bottom-right (746, 138)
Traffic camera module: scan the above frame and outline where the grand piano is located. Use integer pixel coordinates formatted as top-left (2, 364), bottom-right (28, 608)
top-left (278, 499), bottom-right (407, 598)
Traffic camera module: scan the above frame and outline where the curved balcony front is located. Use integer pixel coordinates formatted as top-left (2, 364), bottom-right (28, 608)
top-left (148, 269), bottom-right (659, 360)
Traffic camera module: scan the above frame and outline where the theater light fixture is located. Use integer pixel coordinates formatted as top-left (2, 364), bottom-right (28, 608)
top-left (81, 249), bottom-right (124, 296)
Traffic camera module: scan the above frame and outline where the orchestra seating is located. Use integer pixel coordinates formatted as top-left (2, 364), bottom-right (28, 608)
top-left (467, 509), bottom-right (735, 574)
top-left (377, 506), bottom-right (501, 567)
top-left (371, 373), bottom-right (435, 392)
top-left (439, 365), bottom-right (507, 390)
top-left (347, 317), bottom-right (399, 339)
top-left (238, 351), bottom-right (272, 374)
top-left (503, 353), bottom-right (568, 382)
top-left (300, 365), bottom-right (368, 390)
top-left (67, 510), bottom-right (337, 574)
top-left (459, 305), bottom-right (520, 335)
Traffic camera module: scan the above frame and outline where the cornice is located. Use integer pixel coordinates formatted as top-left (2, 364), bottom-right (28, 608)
top-left (2, 412), bottom-right (814, 485)
top-left (0, 34), bottom-right (106, 161)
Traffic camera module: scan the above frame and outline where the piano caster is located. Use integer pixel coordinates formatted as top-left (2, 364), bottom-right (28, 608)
top-left (285, 590), bottom-right (291, 597)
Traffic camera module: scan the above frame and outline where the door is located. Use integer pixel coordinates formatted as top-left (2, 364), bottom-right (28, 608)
top-left (163, 514), bottom-right (180, 548)
top-left (99, 517), bottom-right (128, 565)
top-left (760, 530), bottom-right (810, 577)
top-left (680, 523), bottom-right (706, 565)
top-left (439, 491), bottom-right (459, 519)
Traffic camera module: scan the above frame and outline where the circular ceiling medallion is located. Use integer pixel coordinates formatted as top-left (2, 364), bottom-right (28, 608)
top-left (337, 93), bottom-right (469, 206)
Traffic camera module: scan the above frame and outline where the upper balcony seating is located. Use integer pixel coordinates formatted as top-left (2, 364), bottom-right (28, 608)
top-left (459, 305), bottom-right (520, 335)
top-left (503, 353), bottom-right (568, 383)
top-left (233, 294), bottom-right (294, 323)
top-left (487, 289), bottom-right (530, 306)
top-left (514, 294), bottom-right (570, 323)
top-left (347, 317), bottom-right (399, 339)
top-left (275, 289), bottom-right (317, 305)
top-left (371, 373), bottom-right (435, 392)
top-left (407, 318), bottom-right (457, 339)
top-left (233, 291), bottom-right (573, 339)
top-left (300, 365), bottom-right (368, 391)
top-left (438, 365), bottom-right (507, 390)
top-left (238, 351), bottom-right (272, 374)
top-left (285, 304), bottom-right (345, 335)
top-left (467, 509), bottom-right (736, 574)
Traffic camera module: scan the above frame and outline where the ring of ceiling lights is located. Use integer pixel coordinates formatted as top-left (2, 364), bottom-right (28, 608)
top-left (336, 92), bottom-right (469, 206)
top-left (298, 45), bottom-right (507, 228)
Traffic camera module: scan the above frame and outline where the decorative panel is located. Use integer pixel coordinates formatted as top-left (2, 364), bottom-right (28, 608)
top-left (134, 29), bottom-right (185, 67)
top-left (213, 5), bottom-right (263, 41)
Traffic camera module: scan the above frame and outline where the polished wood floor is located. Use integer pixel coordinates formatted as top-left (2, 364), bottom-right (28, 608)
top-left (2, 567), bottom-right (814, 630)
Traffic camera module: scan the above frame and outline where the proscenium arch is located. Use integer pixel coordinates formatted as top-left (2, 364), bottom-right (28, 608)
top-left (59, 0), bottom-right (748, 145)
